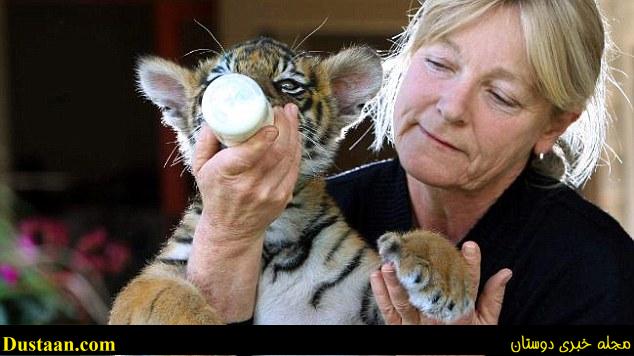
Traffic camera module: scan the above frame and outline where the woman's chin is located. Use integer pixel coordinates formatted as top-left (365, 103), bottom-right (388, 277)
top-left (399, 150), bottom-right (464, 189)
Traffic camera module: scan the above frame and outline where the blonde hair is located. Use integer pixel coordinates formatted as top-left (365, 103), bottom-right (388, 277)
top-left (363, 0), bottom-right (613, 188)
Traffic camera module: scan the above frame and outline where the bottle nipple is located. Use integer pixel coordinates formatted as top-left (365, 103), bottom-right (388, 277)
top-left (201, 73), bottom-right (274, 146)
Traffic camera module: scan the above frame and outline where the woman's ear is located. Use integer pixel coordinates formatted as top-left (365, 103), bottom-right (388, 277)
top-left (533, 110), bottom-right (580, 155)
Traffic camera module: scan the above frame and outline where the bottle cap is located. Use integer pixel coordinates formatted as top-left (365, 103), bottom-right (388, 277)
top-left (201, 73), bottom-right (273, 146)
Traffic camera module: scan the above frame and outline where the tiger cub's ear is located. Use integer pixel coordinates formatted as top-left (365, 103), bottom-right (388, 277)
top-left (320, 46), bottom-right (383, 118)
top-left (136, 57), bottom-right (196, 131)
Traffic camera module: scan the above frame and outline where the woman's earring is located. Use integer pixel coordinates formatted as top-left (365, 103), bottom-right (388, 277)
top-left (539, 152), bottom-right (544, 160)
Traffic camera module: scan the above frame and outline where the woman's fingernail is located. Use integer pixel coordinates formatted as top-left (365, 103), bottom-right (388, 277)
top-left (285, 103), bottom-right (297, 117)
top-left (463, 242), bottom-right (476, 256)
top-left (502, 270), bottom-right (513, 284)
top-left (382, 262), bottom-right (395, 273)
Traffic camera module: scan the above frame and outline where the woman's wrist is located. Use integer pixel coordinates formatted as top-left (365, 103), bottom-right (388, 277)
top-left (187, 213), bottom-right (265, 322)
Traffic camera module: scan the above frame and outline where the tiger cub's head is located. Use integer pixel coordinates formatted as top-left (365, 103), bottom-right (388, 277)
top-left (137, 37), bottom-right (382, 177)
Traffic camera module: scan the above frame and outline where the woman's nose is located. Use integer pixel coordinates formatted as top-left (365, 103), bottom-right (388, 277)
top-left (436, 79), bottom-right (472, 125)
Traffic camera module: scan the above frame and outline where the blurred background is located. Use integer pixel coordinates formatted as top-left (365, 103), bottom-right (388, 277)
top-left (0, 0), bottom-right (631, 324)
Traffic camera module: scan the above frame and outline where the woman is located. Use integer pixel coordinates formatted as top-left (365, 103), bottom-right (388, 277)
top-left (189, 0), bottom-right (633, 325)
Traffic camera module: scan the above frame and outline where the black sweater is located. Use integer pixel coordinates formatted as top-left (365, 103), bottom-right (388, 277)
top-left (326, 158), bottom-right (634, 325)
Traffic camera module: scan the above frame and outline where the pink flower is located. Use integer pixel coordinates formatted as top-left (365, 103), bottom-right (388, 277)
top-left (17, 234), bottom-right (39, 264)
top-left (0, 264), bottom-right (19, 286)
top-left (19, 217), bottom-right (70, 247)
top-left (71, 228), bottom-right (130, 275)
top-left (75, 228), bottom-right (108, 252)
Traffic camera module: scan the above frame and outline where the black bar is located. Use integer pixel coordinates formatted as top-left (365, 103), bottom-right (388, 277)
top-left (0, 325), bottom-right (632, 355)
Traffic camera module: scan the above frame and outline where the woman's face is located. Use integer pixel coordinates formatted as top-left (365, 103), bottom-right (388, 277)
top-left (394, 6), bottom-right (557, 192)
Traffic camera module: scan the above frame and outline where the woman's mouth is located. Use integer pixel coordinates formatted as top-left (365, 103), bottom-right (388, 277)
top-left (419, 126), bottom-right (460, 151)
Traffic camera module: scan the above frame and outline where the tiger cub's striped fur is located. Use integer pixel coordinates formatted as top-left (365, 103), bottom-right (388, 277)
top-left (109, 37), bottom-right (473, 325)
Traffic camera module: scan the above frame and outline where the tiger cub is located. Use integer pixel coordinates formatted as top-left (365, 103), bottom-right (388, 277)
top-left (109, 37), bottom-right (473, 325)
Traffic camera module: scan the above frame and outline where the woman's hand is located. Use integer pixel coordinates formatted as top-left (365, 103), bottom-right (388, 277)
top-left (187, 103), bottom-right (302, 322)
top-left (370, 241), bottom-right (512, 325)
top-left (192, 103), bottom-right (302, 242)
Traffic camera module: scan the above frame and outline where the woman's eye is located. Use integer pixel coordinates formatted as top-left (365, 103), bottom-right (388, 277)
top-left (489, 90), bottom-right (518, 108)
top-left (425, 58), bottom-right (450, 72)
top-left (278, 80), bottom-right (305, 95)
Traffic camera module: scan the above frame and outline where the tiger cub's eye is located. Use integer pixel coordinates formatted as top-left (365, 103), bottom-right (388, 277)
top-left (277, 79), bottom-right (305, 95)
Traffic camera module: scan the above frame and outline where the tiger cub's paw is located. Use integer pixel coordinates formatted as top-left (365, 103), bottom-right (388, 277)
top-left (377, 231), bottom-right (474, 322)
